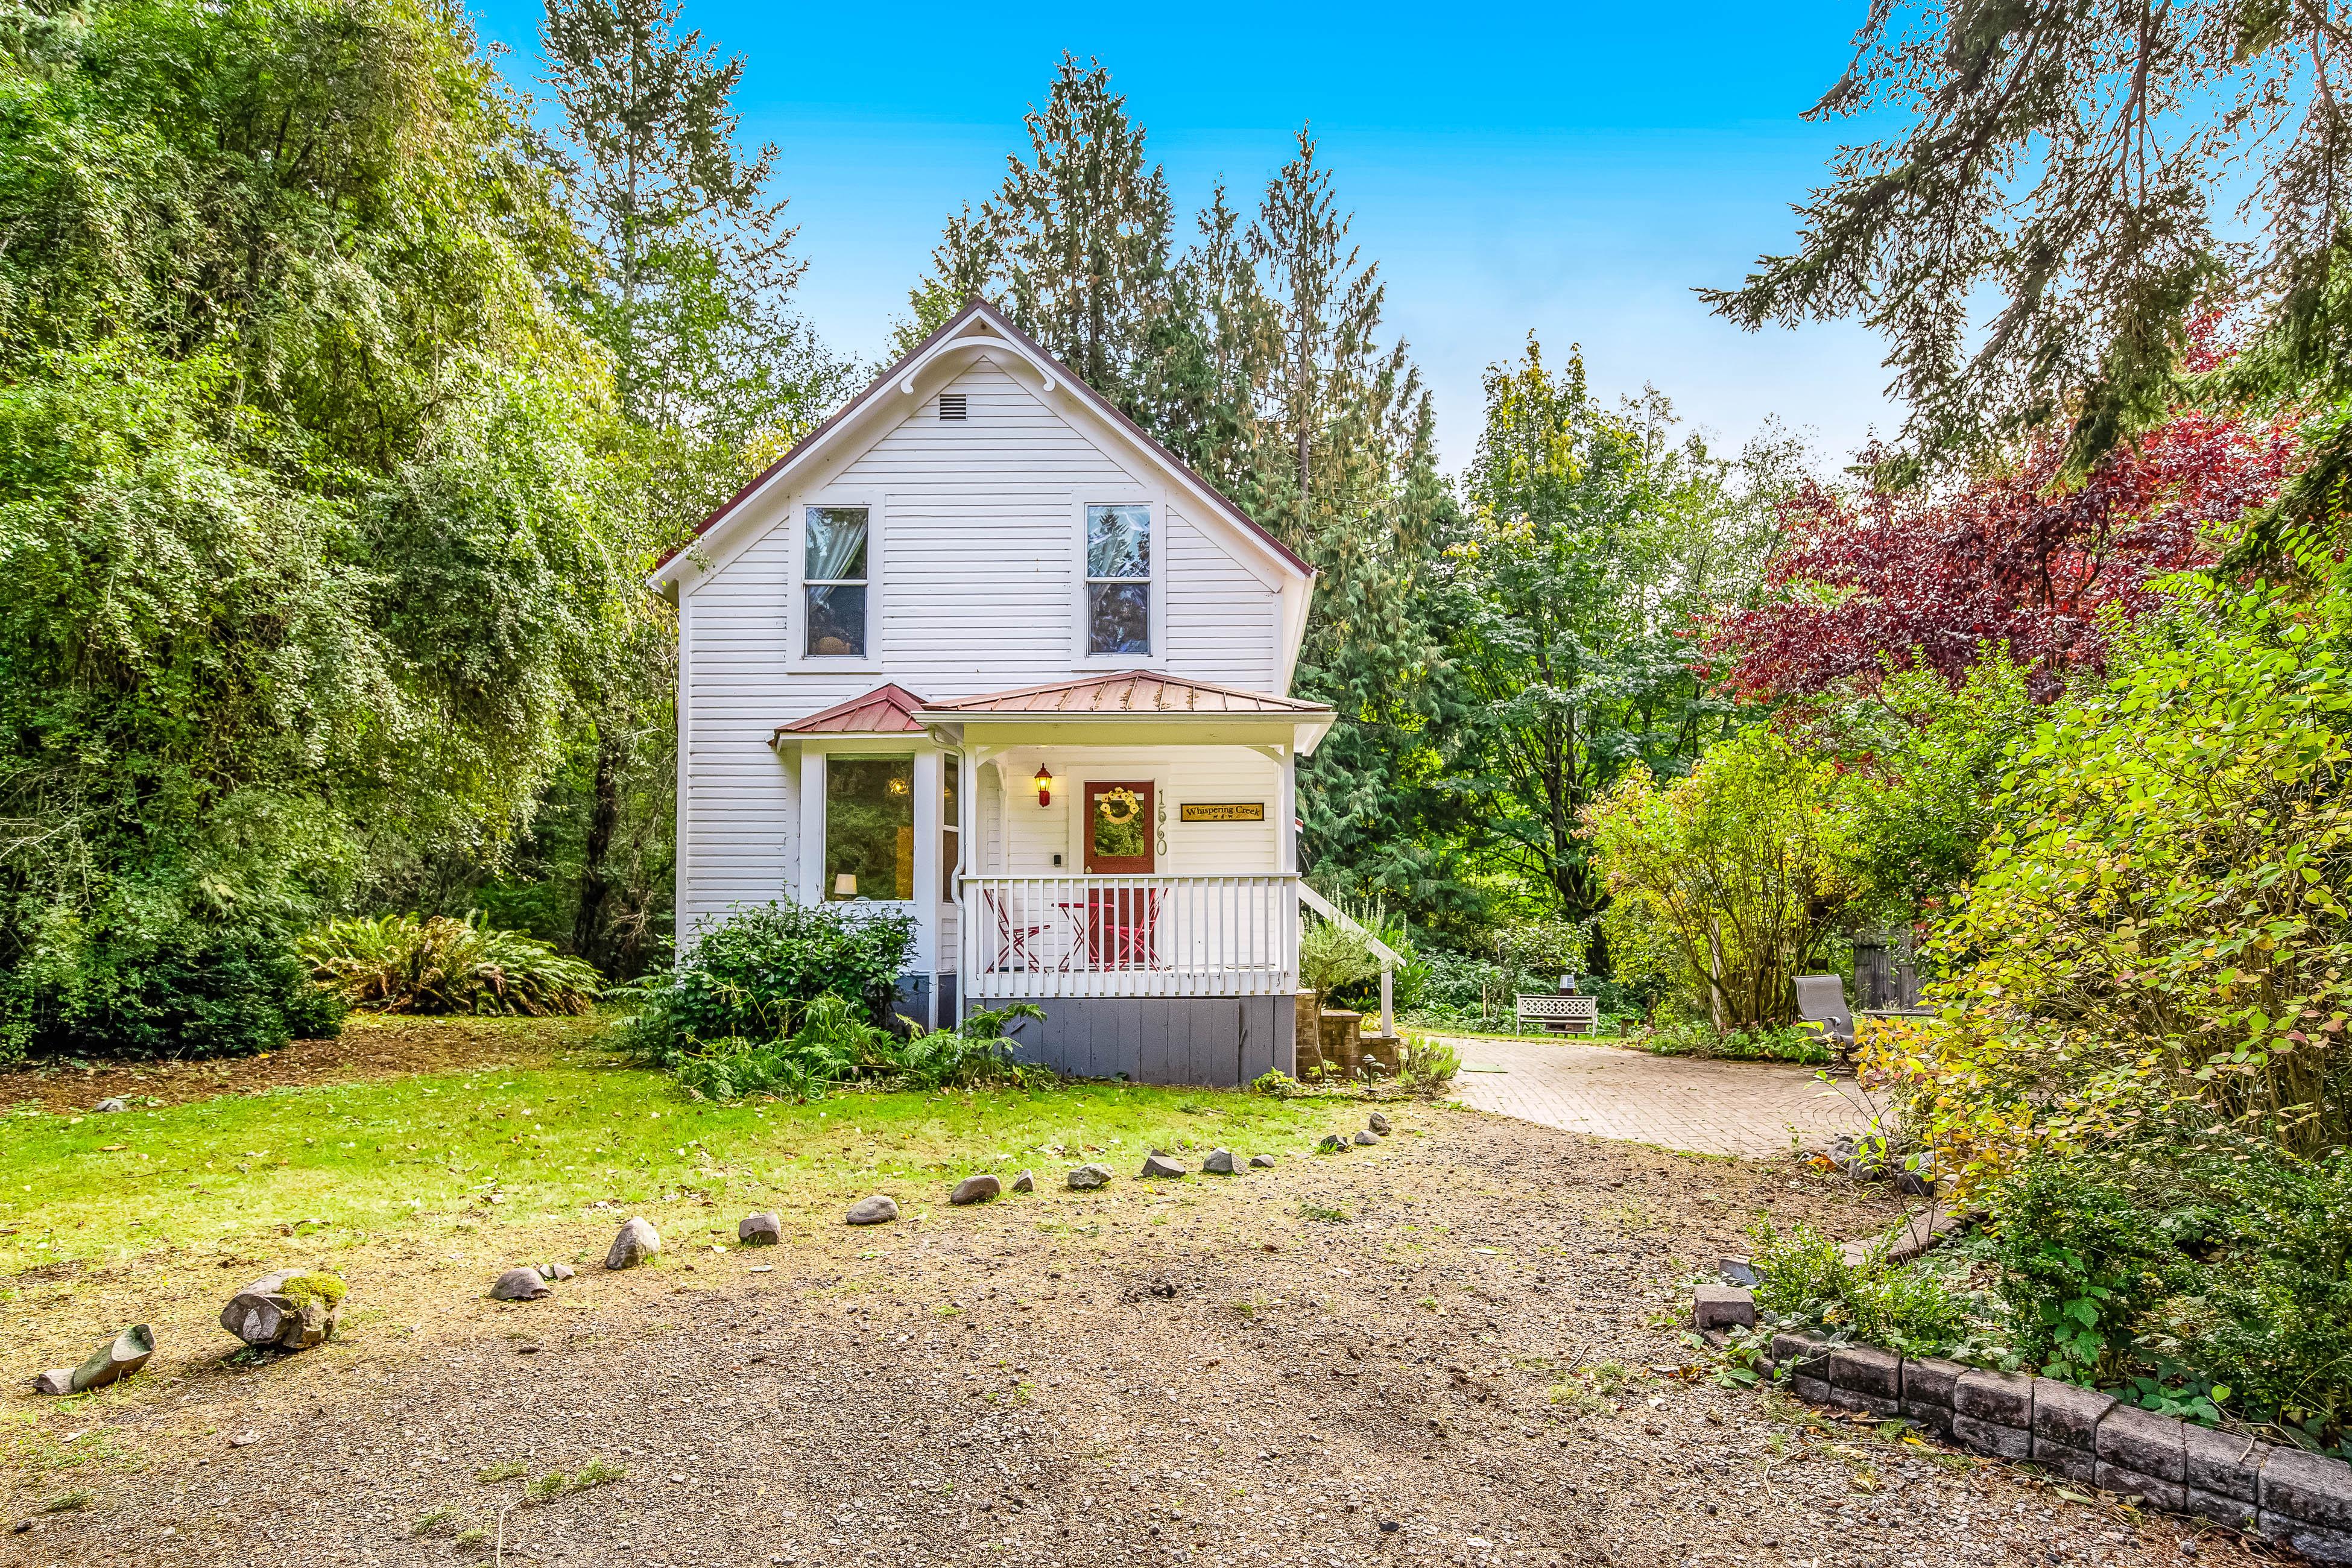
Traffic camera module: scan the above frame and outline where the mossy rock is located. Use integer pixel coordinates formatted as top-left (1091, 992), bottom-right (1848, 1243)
top-left (277, 1272), bottom-right (347, 1309)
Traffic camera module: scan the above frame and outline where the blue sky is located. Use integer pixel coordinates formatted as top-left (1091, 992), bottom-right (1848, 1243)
top-left (470, 0), bottom-right (1903, 477)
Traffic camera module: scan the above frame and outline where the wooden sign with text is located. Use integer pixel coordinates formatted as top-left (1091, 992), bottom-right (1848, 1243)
top-left (1180, 802), bottom-right (1266, 823)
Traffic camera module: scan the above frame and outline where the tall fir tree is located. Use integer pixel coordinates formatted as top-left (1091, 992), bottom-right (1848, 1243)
top-left (895, 56), bottom-right (1173, 415)
top-left (540, 0), bottom-right (847, 972)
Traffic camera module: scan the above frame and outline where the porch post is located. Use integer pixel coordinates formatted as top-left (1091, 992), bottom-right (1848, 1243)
top-left (1277, 745), bottom-right (1297, 875)
top-left (914, 749), bottom-right (942, 1032)
top-left (797, 745), bottom-right (826, 907)
top-left (958, 747), bottom-right (979, 1028)
top-left (1278, 744), bottom-right (1298, 993)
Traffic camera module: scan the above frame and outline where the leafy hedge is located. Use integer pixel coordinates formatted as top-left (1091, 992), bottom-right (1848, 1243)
top-left (0, 914), bottom-right (344, 1064)
top-left (621, 901), bottom-right (915, 1057)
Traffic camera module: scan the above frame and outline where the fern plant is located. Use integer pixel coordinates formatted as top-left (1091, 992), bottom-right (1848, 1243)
top-left (298, 913), bottom-right (601, 1017)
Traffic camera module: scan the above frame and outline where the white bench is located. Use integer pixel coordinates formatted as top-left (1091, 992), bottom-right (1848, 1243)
top-left (1514, 993), bottom-right (1599, 1035)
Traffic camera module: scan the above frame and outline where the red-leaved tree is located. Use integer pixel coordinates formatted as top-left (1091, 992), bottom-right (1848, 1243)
top-left (1708, 406), bottom-right (2300, 702)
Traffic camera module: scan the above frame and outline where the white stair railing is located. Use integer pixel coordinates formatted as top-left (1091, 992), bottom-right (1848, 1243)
top-left (1295, 882), bottom-right (1400, 1038)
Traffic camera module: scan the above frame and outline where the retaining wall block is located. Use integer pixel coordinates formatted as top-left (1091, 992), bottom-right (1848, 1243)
top-left (2260, 1516), bottom-right (2352, 1566)
top-left (2029, 1379), bottom-right (2116, 1483)
top-left (1767, 1330), bottom-right (1827, 1375)
top-left (2183, 1422), bottom-right (2268, 1506)
top-left (1897, 1356), bottom-right (1967, 1439)
top-left (2094, 1403), bottom-right (2187, 1511)
top-left (1692, 1285), bottom-right (1756, 1332)
top-left (2185, 1487), bottom-right (2260, 1532)
top-left (2263, 1445), bottom-right (2352, 1532)
top-left (1953, 1412), bottom-right (2032, 1461)
top-left (1952, 1367), bottom-right (2034, 1428)
top-left (1824, 1345), bottom-right (1902, 1418)
top-left (1950, 1368), bottom-right (2035, 1461)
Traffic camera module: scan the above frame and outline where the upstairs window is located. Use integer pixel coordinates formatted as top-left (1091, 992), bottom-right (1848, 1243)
top-left (805, 505), bottom-right (869, 658)
top-left (1085, 503), bottom-right (1151, 656)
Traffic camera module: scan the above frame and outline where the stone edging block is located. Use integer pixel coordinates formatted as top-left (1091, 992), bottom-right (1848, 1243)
top-left (1715, 1288), bottom-right (2352, 1564)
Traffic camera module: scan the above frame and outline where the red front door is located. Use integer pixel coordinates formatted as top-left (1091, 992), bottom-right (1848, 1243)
top-left (1082, 780), bottom-right (1155, 873)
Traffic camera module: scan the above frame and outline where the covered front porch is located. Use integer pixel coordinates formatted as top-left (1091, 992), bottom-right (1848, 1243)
top-left (920, 674), bottom-right (1332, 1082)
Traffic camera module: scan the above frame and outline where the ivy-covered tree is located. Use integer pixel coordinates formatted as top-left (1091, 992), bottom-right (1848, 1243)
top-left (0, 0), bottom-right (637, 1059)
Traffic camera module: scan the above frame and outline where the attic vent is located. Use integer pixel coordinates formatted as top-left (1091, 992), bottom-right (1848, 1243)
top-left (938, 393), bottom-right (967, 421)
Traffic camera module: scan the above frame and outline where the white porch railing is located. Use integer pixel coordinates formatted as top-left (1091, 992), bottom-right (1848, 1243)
top-left (962, 874), bottom-right (1298, 999)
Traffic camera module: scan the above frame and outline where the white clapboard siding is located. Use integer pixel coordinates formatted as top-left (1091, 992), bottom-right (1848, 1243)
top-left (678, 358), bottom-right (1292, 944)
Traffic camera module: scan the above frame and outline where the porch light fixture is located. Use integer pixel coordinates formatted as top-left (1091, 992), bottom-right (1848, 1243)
top-left (1033, 766), bottom-right (1054, 807)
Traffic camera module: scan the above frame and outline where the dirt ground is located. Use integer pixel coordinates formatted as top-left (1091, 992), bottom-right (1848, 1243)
top-left (3, 1101), bottom-right (2281, 1568)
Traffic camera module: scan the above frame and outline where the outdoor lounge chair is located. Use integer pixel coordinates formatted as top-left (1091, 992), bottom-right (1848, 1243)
top-left (1795, 973), bottom-right (1856, 1057)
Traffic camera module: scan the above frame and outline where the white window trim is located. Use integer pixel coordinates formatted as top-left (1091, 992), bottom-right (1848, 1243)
top-left (809, 743), bottom-right (925, 912)
top-left (792, 492), bottom-right (884, 672)
top-left (1070, 493), bottom-right (1165, 668)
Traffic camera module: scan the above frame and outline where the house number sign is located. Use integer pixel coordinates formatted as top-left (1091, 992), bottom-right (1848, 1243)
top-left (1180, 802), bottom-right (1266, 822)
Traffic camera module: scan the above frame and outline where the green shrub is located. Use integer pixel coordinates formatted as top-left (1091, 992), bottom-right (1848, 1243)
top-left (0, 914), bottom-right (345, 1064)
top-left (891, 1004), bottom-right (1047, 1093)
top-left (1400, 1035), bottom-right (1461, 1098)
top-left (1981, 1146), bottom-right (2352, 1445)
top-left (1637, 1019), bottom-right (1830, 1064)
top-left (299, 913), bottom-right (601, 1017)
top-left (1299, 917), bottom-right (1381, 1006)
top-left (620, 901), bottom-right (915, 1061)
top-left (665, 996), bottom-right (1048, 1104)
top-left (1747, 1218), bottom-right (1971, 1357)
top-left (2183, 1149), bottom-right (2352, 1444)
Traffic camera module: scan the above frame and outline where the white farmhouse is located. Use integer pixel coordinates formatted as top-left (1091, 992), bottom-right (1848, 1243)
top-left (653, 299), bottom-right (1338, 1083)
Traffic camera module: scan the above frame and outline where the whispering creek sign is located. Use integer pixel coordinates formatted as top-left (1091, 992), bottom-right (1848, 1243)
top-left (1179, 802), bottom-right (1266, 823)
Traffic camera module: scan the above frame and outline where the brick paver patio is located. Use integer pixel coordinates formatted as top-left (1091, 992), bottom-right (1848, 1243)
top-left (1438, 1033), bottom-right (1874, 1157)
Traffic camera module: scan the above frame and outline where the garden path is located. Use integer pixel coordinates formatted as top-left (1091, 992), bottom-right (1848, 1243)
top-left (1438, 1034), bottom-right (1874, 1156)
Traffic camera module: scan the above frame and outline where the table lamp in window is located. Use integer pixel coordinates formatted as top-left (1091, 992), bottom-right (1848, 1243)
top-left (834, 874), bottom-right (857, 899)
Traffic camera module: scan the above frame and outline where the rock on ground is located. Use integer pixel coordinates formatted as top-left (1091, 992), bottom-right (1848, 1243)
top-left (539, 1262), bottom-right (577, 1282)
top-left (1067, 1164), bottom-right (1113, 1190)
top-left (605, 1217), bottom-right (662, 1270)
top-left (1316, 1134), bottom-right (1348, 1154)
top-left (33, 1369), bottom-right (71, 1396)
top-left (1353, 1130), bottom-right (1379, 1146)
top-left (1368, 1111), bottom-right (1391, 1134)
top-left (1011, 1169), bottom-right (1035, 1192)
top-left (949, 1175), bottom-right (1001, 1206)
top-left (1250, 1154), bottom-right (1276, 1169)
top-left (1139, 1153), bottom-right (1187, 1180)
top-left (738, 1212), bottom-right (783, 1245)
top-left (68, 1324), bottom-right (154, 1393)
top-left (844, 1195), bottom-right (901, 1225)
top-left (490, 1268), bottom-right (551, 1302)
top-left (93, 1097), bottom-right (126, 1114)
top-left (219, 1272), bottom-right (342, 1349)
top-left (1201, 1148), bottom-right (1236, 1174)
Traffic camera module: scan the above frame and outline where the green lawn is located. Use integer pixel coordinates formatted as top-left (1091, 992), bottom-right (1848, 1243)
top-left (0, 1038), bottom-right (1368, 1276)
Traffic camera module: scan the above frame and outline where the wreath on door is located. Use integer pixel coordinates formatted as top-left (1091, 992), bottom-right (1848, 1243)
top-left (1096, 786), bottom-right (1142, 826)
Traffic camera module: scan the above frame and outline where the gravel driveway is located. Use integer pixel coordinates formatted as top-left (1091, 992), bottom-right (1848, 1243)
top-left (7, 1108), bottom-right (2259, 1568)
top-left (1441, 1037), bottom-right (1875, 1157)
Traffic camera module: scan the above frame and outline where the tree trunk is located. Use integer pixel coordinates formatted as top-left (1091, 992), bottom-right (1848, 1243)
top-left (572, 730), bottom-right (624, 969)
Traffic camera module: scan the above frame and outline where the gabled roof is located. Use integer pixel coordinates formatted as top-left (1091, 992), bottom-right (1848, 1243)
top-left (919, 671), bottom-right (1330, 716)
top-left (654, 297), bottom-right (1312, 581)
top-left (773, 683), bottom-right (927, 739)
